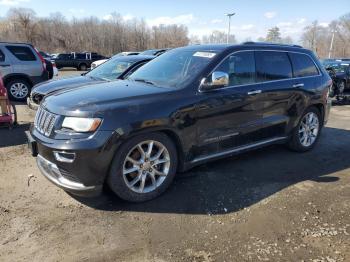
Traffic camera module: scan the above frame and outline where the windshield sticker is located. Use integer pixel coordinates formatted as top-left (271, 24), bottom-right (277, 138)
top-left (193, 52), bottom-right (216, 58)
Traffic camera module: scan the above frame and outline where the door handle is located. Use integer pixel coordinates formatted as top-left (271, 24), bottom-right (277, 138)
top-left (0, 64), bottom-right (10, 67)
top-left (293, 83), bottom-right (304, 88)
top-left (247, 90), bottom-right (262, 95)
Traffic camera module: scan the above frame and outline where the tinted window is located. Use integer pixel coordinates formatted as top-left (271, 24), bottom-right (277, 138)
top-left (75, 53), bottom-right (87, 59)
top-left (289, 53), bottom-right (319, 77)
top-left (58, 54), bottom-right (71, 59)
top-left (0, 50), bottom-right (4, 62)
top-left (256, 51), bottom-right (292, 82)
top-left (6, 46), bottom-right (36, 61)
top-left (216, 51), bottom-right (256, 86)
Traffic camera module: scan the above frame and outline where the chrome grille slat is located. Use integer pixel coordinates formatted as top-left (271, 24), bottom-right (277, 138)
top-left (34, 107), bottom-right (58, 137)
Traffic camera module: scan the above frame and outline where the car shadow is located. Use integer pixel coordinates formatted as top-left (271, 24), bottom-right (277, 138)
top-left (0, 123), bottom-right (31, 148)
top-left (71, 126), bottom-right (349, 215)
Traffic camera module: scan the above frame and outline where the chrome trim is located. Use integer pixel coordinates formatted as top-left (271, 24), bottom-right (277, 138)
top-left (199, 49), bottom-right (322, 93)
top-left (293, 83), bottom-right (305, 88)
top-left (37, 154), bottom-right (96, 191)
top-left (247, 90), bottom-right (262, 95)
top-left (191, 137), bottom-right (287, 164)
top-left (53, 151), bottom-right (76, 163)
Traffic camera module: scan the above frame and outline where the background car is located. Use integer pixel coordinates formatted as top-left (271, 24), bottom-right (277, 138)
top-left (52, 52), bottom-right (107, 71)
top-left (0, 42), bottom-right (49, 101)
top-left (28, 55), bottom-right (154, 109)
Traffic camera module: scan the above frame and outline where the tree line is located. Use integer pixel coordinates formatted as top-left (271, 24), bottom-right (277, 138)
top-left (0, 8), bottom-right (189, 56)
top-left (0, 8), bottom-right (349, 59)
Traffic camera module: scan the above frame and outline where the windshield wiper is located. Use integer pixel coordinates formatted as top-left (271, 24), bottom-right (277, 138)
top-left (133, 78), bottom-right (157, 86)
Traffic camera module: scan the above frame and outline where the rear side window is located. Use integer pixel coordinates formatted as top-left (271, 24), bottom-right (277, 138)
top-left (6, 45), bottom-right (36, 61)
top-left (0, 50), bottom-right (4, 62)
top-left (256, 51), bottom-right (292, 82)
top-left (58, 54), bottom-right (71, 59)
top-left (216, 51), bottom-right (256, 86)
top-left (289, 52), bottom-right (319, 77)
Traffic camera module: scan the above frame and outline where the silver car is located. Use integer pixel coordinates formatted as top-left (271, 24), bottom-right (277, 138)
top-left (0, 42), bottom-right (49, 101)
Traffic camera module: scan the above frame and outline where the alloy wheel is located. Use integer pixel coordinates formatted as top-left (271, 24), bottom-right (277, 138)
top-left (122, 140), bottom-right (171, 193)
top-left (298, 112), bottom-right (319, 147)
top-left (10, 82), bottom-right (29, 99)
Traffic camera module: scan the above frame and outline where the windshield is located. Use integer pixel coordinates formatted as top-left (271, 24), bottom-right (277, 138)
top-left (139, 50), bottom-right (156, 56)
top-left (86, 58), bottom-right (135, 81)
top-left (128, 49), bottom-right (217, 88)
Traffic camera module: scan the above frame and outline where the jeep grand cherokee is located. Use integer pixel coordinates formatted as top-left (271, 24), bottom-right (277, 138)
top-left (26, 43), bottom-right (332, 202)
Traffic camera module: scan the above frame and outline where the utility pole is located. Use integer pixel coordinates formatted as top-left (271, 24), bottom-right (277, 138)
top-left (328, 30), bottom-right (336, 59)
top-left (225, 13), bottom-right (235, 44)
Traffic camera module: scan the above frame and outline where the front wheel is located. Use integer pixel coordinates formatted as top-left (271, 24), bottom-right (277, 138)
top-left (6, 79), bottom-right (31, 101)
top-left (287, 107), bottom-right (322, 152)
top-left (107, 132), bottom-right (178, 202)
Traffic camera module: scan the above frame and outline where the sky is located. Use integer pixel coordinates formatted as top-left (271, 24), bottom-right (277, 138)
top-left (0, 0), bottom-right (348, 42)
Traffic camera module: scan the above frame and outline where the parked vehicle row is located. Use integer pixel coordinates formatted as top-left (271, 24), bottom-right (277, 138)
top-left (26, 42), bottom-right (332, 202)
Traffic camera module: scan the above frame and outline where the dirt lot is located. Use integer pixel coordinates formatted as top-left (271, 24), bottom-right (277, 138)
top-left (0, 73), bottom-right (349, 261)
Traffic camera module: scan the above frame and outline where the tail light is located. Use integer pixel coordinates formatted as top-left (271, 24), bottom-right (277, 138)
top-left (34, 47), bottom-right (46, 72)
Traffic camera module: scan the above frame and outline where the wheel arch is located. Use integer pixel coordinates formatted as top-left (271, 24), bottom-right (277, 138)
top-left (106, 126), bottom-right (186, 174)
top-left (3, 73), bottom-right (33, 87)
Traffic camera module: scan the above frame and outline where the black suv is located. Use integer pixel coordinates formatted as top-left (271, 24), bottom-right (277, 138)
top-left (53, 52), bottom-right (107, 71)
top-left (27, 43), bottom-right (332, 202)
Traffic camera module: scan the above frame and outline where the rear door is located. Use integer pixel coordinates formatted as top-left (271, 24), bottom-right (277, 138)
top-left (288, 52), bottom-right (321, 114)
top-left (0, 46), bottom-right (13, 77)
top-left (254, 50), bottom-right (295, 137)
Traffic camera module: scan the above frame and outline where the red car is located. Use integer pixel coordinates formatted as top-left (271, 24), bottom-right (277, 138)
top-left (0, 75), bottom-right (17, 128)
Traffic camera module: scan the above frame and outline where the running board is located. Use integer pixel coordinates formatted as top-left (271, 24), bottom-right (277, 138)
top-left (191, 137), bottom-right (287, 164)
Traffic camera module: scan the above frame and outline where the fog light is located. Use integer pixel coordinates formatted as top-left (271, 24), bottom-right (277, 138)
top-left (53, 151), bottom-right (75, 163)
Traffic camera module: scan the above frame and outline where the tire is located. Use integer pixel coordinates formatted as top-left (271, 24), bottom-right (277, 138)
top-left (107, 132), bottom-right (178, 202)
top-left (287, 107), bottom-right (322, 152)
top-left (78, 63), bottom-right (87, 71)
top-left (6, 79), bottom-right (31, 102)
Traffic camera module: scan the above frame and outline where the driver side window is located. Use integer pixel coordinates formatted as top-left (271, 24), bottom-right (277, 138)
top-left (216, 51), bottom-right (256, 86)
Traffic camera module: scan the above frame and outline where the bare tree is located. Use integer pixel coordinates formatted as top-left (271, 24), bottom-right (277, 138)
top-left (0, 8), bottom-right (189, 56)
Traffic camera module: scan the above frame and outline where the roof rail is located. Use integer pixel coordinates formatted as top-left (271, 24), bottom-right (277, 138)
top-left (242, 41), bottom-right (302, 48)
top-left (0, 41), bottom-right (33, 46)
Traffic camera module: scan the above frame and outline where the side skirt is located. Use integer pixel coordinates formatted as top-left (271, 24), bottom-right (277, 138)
top-left (183, 136), bottom-right (288, 171)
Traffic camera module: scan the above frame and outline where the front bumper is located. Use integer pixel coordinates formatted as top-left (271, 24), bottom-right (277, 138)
top-left (26, 126), bottom-right (118, 197)
top-left (37, 154), bottom-right (102, 196)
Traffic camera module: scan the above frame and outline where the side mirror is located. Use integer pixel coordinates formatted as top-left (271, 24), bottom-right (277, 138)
top-left (200, 71), bottom-right (229, 91)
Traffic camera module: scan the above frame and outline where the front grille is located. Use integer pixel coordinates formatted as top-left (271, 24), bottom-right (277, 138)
top-left (34, 107), bottom-right (58, 136)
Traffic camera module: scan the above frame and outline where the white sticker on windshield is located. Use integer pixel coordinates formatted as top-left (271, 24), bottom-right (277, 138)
top-left (193, 52), bottom-right (216, 58)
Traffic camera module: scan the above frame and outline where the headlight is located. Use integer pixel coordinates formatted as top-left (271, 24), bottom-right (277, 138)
top-left (62, 117), bottom-right (102, 132)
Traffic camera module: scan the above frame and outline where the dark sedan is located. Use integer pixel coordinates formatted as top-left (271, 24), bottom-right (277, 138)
top-left (27, 55), bottom-right (154, 110)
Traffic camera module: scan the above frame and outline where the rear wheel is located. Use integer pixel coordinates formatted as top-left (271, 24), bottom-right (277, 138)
top-left (287, 107), bottom-right (321, 152)
top-left (107, 132), bottom-right (178, 202)
top-left (78, 63), bottom-right (87, 71)
top-left (6, 79), bottom-right (31, 102)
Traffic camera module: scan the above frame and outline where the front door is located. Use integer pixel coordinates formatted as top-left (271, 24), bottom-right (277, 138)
top-left (194, 51), bottom-right (266, 156)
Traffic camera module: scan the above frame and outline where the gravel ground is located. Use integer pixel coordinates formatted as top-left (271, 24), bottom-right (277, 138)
top-left (0, 72), bottom-right (349, 261)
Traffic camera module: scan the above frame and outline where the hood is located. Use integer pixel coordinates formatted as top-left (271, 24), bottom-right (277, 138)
top-left (42, 80), bottom-right (172, 117)
top-left (32, 76), bottom-right (106, 95)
